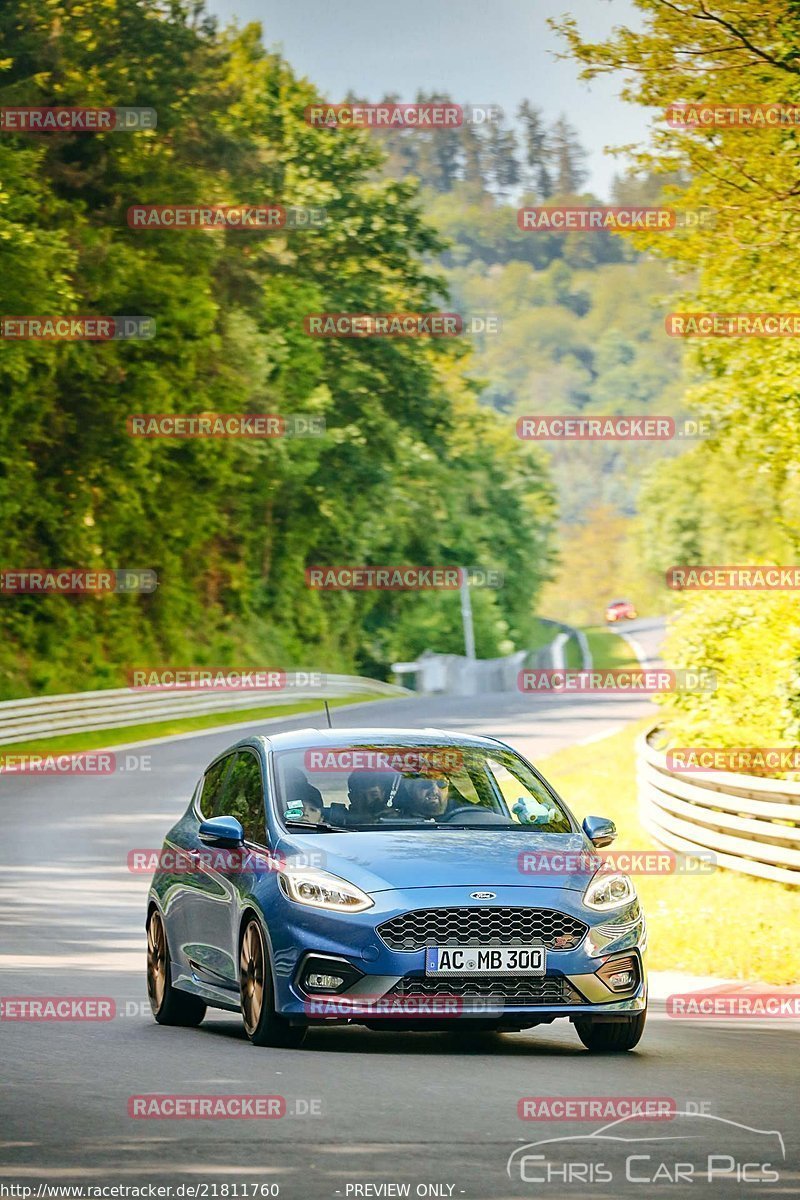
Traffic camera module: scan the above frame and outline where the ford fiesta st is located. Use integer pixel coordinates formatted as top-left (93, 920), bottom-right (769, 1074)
top-left (146, 729), bottom-right (647, 1051)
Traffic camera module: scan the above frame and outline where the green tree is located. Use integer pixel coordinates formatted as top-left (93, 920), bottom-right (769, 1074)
top-left (555, 0), bottom-right (800, 548)
top-left (550, 115), bottom-right (588, 194)
top-left (517, 100), bottom-right (553, 198)
top-left (483, 119), bottom-right (521, 198)
top-left (0, 1), bottom-right (556, 695)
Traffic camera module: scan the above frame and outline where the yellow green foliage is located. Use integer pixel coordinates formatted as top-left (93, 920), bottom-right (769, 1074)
top-left (657, 592), bottom-right (800, 752)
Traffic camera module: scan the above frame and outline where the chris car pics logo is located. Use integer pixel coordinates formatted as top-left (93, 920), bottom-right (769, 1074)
top-left (506, 1112), bottom-right (784, 1187)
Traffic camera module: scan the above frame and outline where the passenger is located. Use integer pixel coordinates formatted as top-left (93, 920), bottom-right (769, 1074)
top-left (346, 769), bottom-right (399, 824)
top-left (284, 767), bottom-right (326, 824)
top-left (300, 785), bottom-right (325, 824)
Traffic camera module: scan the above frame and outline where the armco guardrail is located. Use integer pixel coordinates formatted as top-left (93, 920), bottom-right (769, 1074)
top-left (547, 623), bottom-right (591, 671)
top-left (392, 648), bottom-right (528, 696)
top-left (638, 729), bottom-right (800, 887)
top-left (393, 623), bottom-right (592, 696)
top-left (0, 675), bottom-right (409, 746)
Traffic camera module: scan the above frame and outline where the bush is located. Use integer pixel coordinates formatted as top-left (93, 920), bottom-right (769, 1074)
top-left (657, 592), bottom-right (800, 758)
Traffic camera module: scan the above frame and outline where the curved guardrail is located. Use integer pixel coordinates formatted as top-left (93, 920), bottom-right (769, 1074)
top-left (392, 624), bottom-right (591, 695)
top-left (638, 728), bottom-right (800, 887)
top-left (0, 674), bottom-right (409, 745)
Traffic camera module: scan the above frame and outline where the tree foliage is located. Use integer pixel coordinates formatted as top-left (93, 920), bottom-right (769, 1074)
top-left (555, 1), bottom-right (800, 553)
top-left (0, 0), bottom-right (555, 696)
top-left (556, 0), bottom-right (800, 743)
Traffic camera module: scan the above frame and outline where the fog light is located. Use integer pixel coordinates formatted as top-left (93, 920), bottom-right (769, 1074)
top-left (597, 954), bottom-right (639, 993)
top-left (297, 954), bottom-right (364, 995)
top-left (307, 972), bottom-right (344, 990)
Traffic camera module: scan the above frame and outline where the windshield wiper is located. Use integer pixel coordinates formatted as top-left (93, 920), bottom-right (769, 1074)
top-left (282, 818), bottom-right (342, 833)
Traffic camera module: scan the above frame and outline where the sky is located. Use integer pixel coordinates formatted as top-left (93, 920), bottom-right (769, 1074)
top-left (205, 0), bottom-right (654, 198)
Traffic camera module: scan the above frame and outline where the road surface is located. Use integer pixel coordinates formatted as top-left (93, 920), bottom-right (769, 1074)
top-left (2, 620), bottom-right (797, 1197)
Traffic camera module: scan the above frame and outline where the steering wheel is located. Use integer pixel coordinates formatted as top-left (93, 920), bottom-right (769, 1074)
top-left (438, 806), bottom-right (507, 824)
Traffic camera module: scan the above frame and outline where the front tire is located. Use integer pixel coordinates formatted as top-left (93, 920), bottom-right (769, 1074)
top-left (574, 1010), bottom-right (646, 1052)
top-left (146, 908), bottom-right (206, 1027)
top-left (239, 918), bottom-right (307, 1048)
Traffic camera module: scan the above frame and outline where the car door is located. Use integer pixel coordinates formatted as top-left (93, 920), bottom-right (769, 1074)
top-left (181, 748), bottom-right (268, 991)
top-left (164, 753), bottom-right (234, 975)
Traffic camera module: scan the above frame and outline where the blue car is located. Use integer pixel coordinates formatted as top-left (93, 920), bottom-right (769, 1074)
top-left (146, 728), bottom-right (647, 1051)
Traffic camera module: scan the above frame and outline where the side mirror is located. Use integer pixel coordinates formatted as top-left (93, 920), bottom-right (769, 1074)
top-left (199, 815), bottom-right (244, 847)
top-left (582, 815), bottom-right (617, 848)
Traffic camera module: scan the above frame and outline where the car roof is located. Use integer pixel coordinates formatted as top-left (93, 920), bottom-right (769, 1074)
top-left (231, 726), bottom-right (511, 755)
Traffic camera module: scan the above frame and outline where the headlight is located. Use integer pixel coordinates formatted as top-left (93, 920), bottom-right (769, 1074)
top-left (278, 867), bottom-right (374, 913)
top-left (584, 867), bottom-right (636, 911)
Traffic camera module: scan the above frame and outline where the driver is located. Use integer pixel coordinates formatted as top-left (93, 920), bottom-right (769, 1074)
top-left (393, 771), bottom-right (453, 820)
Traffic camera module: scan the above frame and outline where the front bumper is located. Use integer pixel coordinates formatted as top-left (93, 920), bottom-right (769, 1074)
top-left (268, 884), bottom-right (647, 1025)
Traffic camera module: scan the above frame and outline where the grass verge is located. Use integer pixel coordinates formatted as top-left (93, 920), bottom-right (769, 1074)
top-left (538, 719), bottom-right (800, 983)
top-left (584, 626), bottom-right (641, 669)
top-left (0, 693), bottom-right (390, 757)
top-left (564, 635), bottom-right (583, 669)
top-left (528, 617), bottom-right (558, 660)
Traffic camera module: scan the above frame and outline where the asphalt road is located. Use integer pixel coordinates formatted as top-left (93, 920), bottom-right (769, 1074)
top-left (2, 617), bottom-right (797, 1198)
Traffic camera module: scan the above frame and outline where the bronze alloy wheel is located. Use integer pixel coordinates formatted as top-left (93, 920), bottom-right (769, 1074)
top-left (240, 919), bottom-right (266, 1036)
top-left (146, 906), bottom-right (206, 1027)
top-left (238, 917), bottom-right (307, 1048)
top-left (147, 908), bottom-right (168, 1013)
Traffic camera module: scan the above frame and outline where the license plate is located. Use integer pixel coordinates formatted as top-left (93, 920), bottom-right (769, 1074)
top-left (425, 944), bottom-right (546, 976)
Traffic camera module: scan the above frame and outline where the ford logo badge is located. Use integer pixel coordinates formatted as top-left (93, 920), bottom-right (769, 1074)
top-left (470, 891), bottom-right (496, 900)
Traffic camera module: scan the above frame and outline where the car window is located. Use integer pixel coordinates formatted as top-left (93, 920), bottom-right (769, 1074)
top-left (216, 751), bottom-right (266, 845)
top-left (273, 744), bottom-right (574, 832)
top-left (485, 756), bottom-right (572, 831)
top-left (294, 761), bottom-right (484, 815)
top-left (199, 755), bottom-right (232, 817)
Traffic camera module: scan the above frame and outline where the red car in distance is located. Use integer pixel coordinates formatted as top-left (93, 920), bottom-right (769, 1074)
top-left (605, 599), bottom-right (637, 623)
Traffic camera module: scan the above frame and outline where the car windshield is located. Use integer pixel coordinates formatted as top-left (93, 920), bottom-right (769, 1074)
top-left (273, 743), bottom-right (573, 833)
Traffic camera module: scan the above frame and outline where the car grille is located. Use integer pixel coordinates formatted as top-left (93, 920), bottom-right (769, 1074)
top-left (389, 975), bottom-right (586, 1007)
top-left (377, 907), bottom-right (587, 951)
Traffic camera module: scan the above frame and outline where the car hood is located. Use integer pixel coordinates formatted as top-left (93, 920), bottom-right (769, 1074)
top-left (276, 829), bottom-right (596, 894)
